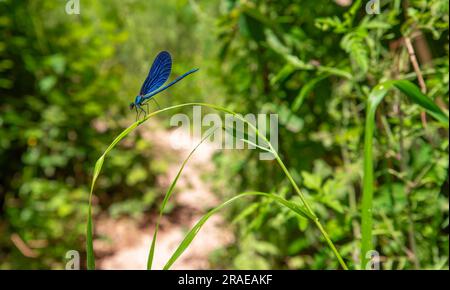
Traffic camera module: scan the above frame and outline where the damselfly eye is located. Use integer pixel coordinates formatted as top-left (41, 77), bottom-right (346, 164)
top-left (129, 103), bottom-right (135, 110)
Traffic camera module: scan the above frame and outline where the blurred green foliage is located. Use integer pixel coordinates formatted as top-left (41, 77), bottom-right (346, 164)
top-left (0, 0), bottom-right (448, 269)
top-left (0, 0), bottom-right (131, 269)
top-left (0, 0), bottom-right (194, 269)
top-left (209, 0), bottom-right (449, 269)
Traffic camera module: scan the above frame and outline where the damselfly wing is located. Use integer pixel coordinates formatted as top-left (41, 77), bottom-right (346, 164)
top-left (130, 51), bottom-right (198, 121)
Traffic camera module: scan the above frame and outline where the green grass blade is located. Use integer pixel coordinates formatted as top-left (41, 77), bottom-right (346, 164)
top-left (163, 191), bottom-right (312, 270)
top-left (86, 122), bottom-right (139, 269)
top-left (361, 80), bottom-right (448, 268)
top-left (86, 107), bottom-right (185, 269)
top-left (360, 85), bottom-right (384, 270)
top-left (240, 138), bottom-right (272, 153)
top-left (86, 155), bottom-right (105, 269)
top-left (86, 206), bottom-right (95, 270)
top-left (87, 102), bottom-right (347, 269)
top-left (147, 129), bottom-right (217, 270)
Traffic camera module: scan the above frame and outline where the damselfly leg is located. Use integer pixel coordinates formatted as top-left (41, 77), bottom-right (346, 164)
top-left (151, 98), bottom-right (161, 110)
top-left (135, 106), bottom-right (146, 122)
top-left (137, 105), bottom-right (146, 121)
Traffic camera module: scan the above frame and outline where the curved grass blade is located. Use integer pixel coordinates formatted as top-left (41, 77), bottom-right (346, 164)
top-left (163, 191), bottom-right (312, 270)
top-left (86, 105), bottom-right (191, 269)
top-left (240, 138), bottom-right (272, 153)
top-left (147, 128), bottom-right (218, 270)
top-left (86, 122), bottom-right (139, 269)
top-left (87, 102), bottom-right (347, 269)
top-left (361, 80), bottom-right (448, 268)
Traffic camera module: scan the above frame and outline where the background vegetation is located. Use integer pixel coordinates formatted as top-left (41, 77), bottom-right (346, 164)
top-left (0, 0), bottom-right (448, 269)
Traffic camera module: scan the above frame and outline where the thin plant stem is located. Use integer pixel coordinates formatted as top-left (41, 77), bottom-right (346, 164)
top-left (271, 150), bottom-right (347, 269)
top-left (210, 105), bottom-right (348, 269)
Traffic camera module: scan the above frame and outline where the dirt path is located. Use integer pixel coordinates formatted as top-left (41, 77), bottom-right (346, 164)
top-left (93, 125), bottom-right (233, 270)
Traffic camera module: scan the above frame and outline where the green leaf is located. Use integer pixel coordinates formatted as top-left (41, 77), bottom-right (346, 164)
top-left (301, 171), bottom-right (322, 191)
top-left (361, 80), bottom-right (448, 267)
top-left (392, 80), bottom-right (449, 125)
top-left (39, 76), bottom-right (57, 93)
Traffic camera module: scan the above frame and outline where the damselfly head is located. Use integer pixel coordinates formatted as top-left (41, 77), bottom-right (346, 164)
top-left (129, 103), bottom-right (135, 110)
